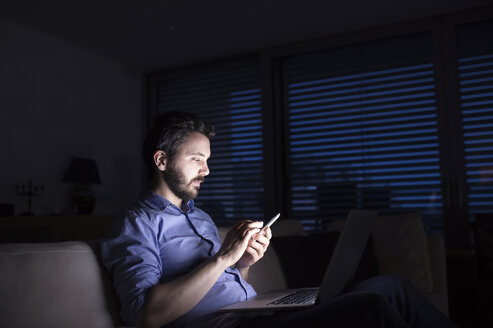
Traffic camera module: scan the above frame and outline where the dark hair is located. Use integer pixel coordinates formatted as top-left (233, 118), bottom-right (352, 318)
top-left (143, 111), bottom-right (215, 175)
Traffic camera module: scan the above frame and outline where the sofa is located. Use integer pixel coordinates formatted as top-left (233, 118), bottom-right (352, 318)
top-left (0, 212), bottom-right (448, 328)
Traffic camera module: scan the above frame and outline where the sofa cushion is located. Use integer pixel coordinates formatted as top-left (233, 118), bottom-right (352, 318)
top-left (0, 241), bottom-right (121, 328)
top-left (272, 232), bottom-right (378, 288)
top-left (426, 234), bottom-right (448, 315)
top-left (245, 244), bottom-right (288, 293)
top-left (371, 213), bottom-right (434, 294)
top-left (271, 219), bottom-right (307, 237)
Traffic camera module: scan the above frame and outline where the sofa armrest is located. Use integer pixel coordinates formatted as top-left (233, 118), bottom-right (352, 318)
top-left (327, 214), bottom-right (449, 316)
top-left (0, 241), bottom-right (121, 328)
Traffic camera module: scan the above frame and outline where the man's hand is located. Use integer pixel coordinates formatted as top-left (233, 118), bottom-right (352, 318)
top-left (216, 220), bottom-right (263, 268)
top-left (235, 225), bottom-right (272, 270)
top-left (215, 220), bottom-right (272, 281)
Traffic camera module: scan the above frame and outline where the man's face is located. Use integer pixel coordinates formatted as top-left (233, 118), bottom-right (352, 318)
top-left (161, 132), bottom-right (211, 203)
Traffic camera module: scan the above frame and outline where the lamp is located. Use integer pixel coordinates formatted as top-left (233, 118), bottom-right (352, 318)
top-left (63, 158), bottom-right (101, 215)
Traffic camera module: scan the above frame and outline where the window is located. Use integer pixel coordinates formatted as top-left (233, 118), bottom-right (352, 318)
top-left (149, 9), bottom-right (493, 242)
top-left (284, 33), bottom-right (444, 233)
top-left (153, 58), bottom-right (264, 226)
top-left (457, 20), bottom-right (493, 222)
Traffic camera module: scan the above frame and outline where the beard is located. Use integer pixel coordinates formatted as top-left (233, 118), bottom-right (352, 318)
top-left (161, 162), bottom-right (204, 203)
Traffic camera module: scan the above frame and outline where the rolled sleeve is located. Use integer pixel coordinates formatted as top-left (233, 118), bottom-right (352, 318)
top-left (101, 211), bottom-right (162, 325)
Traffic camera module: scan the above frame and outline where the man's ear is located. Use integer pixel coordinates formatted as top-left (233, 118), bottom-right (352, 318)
top-left (153, 150), bottom-right (167, 172)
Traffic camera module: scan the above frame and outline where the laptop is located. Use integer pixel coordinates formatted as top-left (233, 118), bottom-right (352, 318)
top-left (220, 209), bottom-right (377, 311)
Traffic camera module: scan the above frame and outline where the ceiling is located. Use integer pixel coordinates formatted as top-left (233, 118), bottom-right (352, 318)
top-left (1, 0), bottom-right (491, 72)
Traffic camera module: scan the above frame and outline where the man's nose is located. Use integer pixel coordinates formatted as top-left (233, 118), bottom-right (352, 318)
top-left (200, 162), bottom-right (210, 176)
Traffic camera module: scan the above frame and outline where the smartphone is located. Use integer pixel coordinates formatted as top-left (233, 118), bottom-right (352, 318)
top-left (263, 213), bottom-right (280, 231)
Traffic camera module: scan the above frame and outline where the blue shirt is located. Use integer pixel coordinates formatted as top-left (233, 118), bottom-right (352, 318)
top-left (100, 191), bottom-right (257, 327)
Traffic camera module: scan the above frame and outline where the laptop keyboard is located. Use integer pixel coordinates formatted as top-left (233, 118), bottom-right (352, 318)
top-left (269, 289), bottom-right (318, 305)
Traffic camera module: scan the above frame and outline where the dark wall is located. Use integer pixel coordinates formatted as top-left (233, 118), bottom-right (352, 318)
top-left (0, 19), bottom-right (144, 216)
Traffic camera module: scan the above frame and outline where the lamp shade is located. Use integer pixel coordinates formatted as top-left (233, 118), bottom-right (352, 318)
top-left (62, 158), bottom-right (101, 184)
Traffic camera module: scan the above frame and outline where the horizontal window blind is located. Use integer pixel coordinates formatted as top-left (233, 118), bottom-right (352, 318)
top-left (285, 33), bottom-right (443, 233)
top-left (457, 20), bottom-right (493, 222)
top-left (155, 58), bottom-right (264, 226)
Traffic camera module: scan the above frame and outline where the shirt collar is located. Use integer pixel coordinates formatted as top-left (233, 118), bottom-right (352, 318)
top-left (140, 190), bottom-right (195, 213)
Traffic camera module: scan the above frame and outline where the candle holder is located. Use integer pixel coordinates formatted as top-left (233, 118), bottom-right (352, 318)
top-left (16, 180), bottom-right (44, 216)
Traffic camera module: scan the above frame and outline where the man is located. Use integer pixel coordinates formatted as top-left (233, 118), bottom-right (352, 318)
top-left (101, 111), bottom-right (457, 328)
